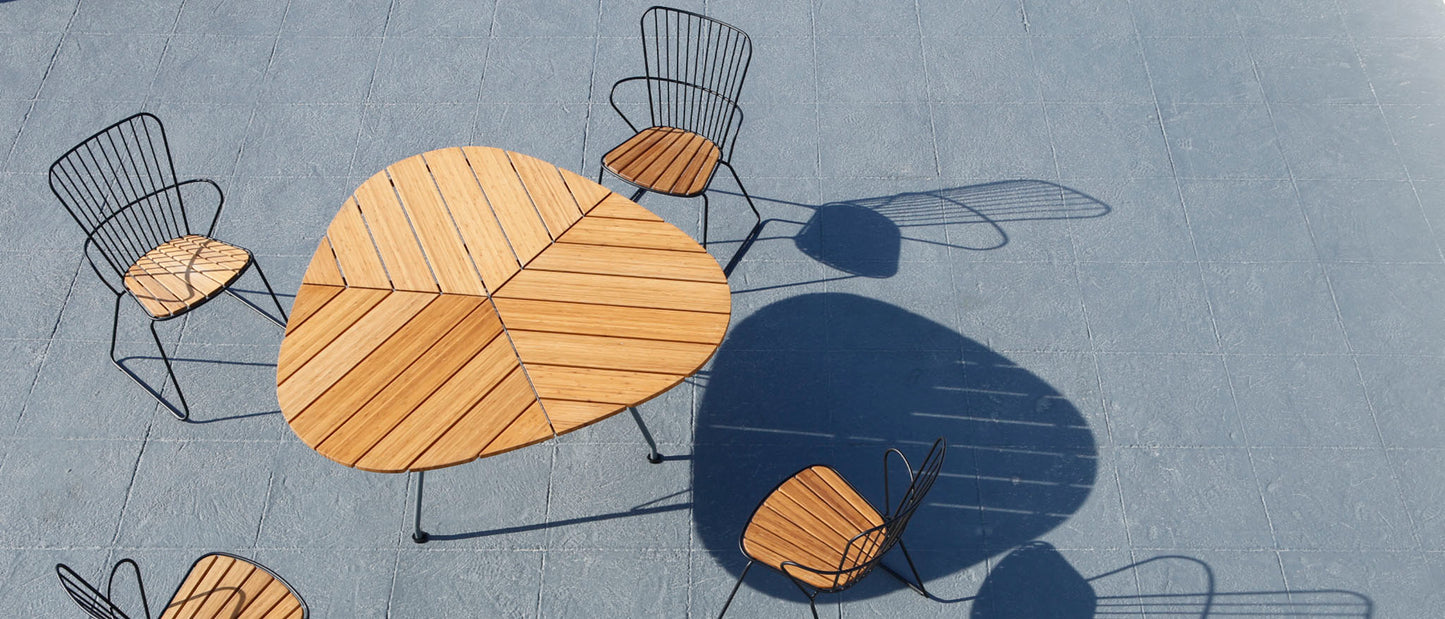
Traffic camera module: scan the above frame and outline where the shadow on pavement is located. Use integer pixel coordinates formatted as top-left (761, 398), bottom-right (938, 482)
top-left (693, 293), bottom-right (1098, 601)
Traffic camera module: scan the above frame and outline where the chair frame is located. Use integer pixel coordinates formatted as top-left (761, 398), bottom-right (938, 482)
top-left (719, 438), bottom-right (948, 618)
top-left (48, 113), bottom-right (288, 421)
top-left (600, 5), bottom-right (762, 247)
top-left (56, 553), bottom-right (308, 619)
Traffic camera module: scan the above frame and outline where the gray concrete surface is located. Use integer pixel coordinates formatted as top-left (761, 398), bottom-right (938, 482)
top-left (1, 0), bottom-right (1443, 616)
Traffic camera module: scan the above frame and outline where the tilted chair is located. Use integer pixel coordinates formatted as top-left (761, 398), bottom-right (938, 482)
top-left (56, 553), bottom-right (308, 618)
top-left (719, 438), bottom-right (947, 618)
top-left (48, 113), bottom-right (288, 420)
top-left (599, 5), bottom-right (762, 247)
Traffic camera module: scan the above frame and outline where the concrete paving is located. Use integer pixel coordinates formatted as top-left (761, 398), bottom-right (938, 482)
top-left (1, 0), bottom-right (1443, 616)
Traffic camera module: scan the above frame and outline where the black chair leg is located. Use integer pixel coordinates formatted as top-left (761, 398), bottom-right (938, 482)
top-left (108, 294), bottom-right (191, 421)
top-left (629, 187), bottom-right (647, 202)
top-left (223, 262), bottom-right (287, 329)
top-left (718, 560), bottom-right (753, 618)
top-left (722, 162), bottom-right (762, 233)
top-left (250, 258), bottom-right (288, 326)
top-left (878, 539), bottom-right (930, 598)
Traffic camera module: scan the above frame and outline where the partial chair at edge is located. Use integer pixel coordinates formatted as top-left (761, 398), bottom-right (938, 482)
top-left (599, 5), bottom-right (763, 251)
top-left (719, 438), bottom-right (948, 618)
top-left (48, 112), bottom-right (288, 421)
top-left (57, 553), bottom-right (308, 619)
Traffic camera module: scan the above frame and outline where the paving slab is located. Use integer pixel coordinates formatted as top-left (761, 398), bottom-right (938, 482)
top-left (0, 0), bottom-right (1441, 615)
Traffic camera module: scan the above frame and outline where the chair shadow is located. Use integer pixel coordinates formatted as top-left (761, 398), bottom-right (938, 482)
top-left (717, 180), bottom-right (1111, 280)
top-left (115, 354), bottom-right (282, 424)
top-left (692, 293), bottom-right (1099, 601)
top-left (964, 542), bottom-right (1374, 618)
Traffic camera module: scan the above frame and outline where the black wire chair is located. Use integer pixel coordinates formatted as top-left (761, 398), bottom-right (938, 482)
top-left (599, 5), bottom-right (761, 248)
top-left (718, 438), bottom-right (947, 618)
top-left (56, 553), bottom-right (308, 618)
top-left (47, 113), bottom-right (288, 421)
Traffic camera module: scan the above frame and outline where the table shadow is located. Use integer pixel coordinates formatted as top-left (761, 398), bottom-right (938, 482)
top-left (693, 293), bottom-right (1098, 601)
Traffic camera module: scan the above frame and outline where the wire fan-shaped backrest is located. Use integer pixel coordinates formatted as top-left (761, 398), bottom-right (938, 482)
top-left (825, 438), bottom-right (947, 590)
top-left (55, 564), bottom-right (135, 619)
top-left (48, 113), bottom-right (189, 283)
top-left (639, 6), bottom-right (751, 157)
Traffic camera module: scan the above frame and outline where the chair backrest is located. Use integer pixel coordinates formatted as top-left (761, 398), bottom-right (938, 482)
top-left (55, 564), bottom-right (138, 619)
top-left (814, 438), bottom-right (948, 591)
top-left (48, 113), bottom-right (190, 285)
top-left (638, 6), bottom-right (751, 159)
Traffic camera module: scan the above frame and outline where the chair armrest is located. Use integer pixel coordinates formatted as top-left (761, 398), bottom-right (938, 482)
top-left (608, 76), bottom-right (652, 134)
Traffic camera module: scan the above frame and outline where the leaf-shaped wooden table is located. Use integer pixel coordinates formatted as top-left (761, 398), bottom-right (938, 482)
top-left (277, 147), bottom-right (730, 542)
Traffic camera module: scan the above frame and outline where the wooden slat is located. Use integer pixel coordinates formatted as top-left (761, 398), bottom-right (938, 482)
top-left (494, 269), bottom-right (730, 313)
top-left (276, 287), bottom-right (390, 383)
top-left (658, 135), bottom-right (709, 194)
top-left (188, 562), bottom-right (257, 619)
top-left (462, 146), bottom-right (552, 263)
top-left (525, 364), bottom-right (685, 405)
top-left (164, 555), bottom-right (235, 619)
top-left (528, 242), bottom-right (724, 282)
top-left (586, 197), bottom-right (662, 221)
top-left (289, 295), bottom-right (482, 442)
top-left (301, 237), bottom-right (346, 286)
top-left (159, 236), bottom-right (250, 268)
top-left (424, 147), bottom-right (520, 290)
top-left (159, 555), bottom-right (220, 619)
top-left (285, 283), bottom-right (343, 335)
top-left (490, 298), bottom-right (728, 345)
top-left (410, 371), bottom-right (546, 469)
top-left (353, 172), bottom-right (438, 292)
top-left (325, 198), bottom-right (392, 289)
top-left (226, 567), bottom-right (286, 619)
top-left (631, 129), bottom-right (698, 188)
top-left (603, 127), bottom-right (678, 172)
top-left (478, 401), bottom-right (555, 456)
top-left (508, 151), bottom-right (583, 238)
top-left (539, 399), bottom-right (621, 433)
top-left (124, 271), bottom-right (201, 317)
top-left (671, 137), bottom-right (720, 195)
top-left (316, 306), bottom-right (504, 466)
top-left (277, 290), bottom-right (434, 415)
top-left (388, 156), bottom-right (488, 296)
top-left (558, 167), bottom-right (611, 213)
top-left (508, 330), bottom-right (717, 375)
top-left (556, 202), bottom-right (709, 252)
top-left (799, 467), bottom-right (884, 529)
top-left (353, 331), bottom-right (526, 472)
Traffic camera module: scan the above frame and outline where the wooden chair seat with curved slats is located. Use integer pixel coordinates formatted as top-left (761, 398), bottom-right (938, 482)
top-left (56, 553), bottom-right (308, 619)
top-left (740, 465), bottom-right (887, 590)
top-left (602, 126), bottom-right (721, 197)
top-left (124, 235), bottom-right (253, 320)
top-left (158, 554), bottom-right (305, 619)
top-left (720, 439), bottom-right (947, 619)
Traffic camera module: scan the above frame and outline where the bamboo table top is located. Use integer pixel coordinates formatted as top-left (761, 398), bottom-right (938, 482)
top-left (276, 147), bottom-right (731, 473)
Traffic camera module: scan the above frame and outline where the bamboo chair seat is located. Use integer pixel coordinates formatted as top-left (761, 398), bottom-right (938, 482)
top-left (602, 126), bottom-right (720, 197)
top-left (158, 554), bottom-right (305, 619)
top-left (741, 465), bottom-right (888, 590)
top-left (123, 235), bottom-right (252, 319)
